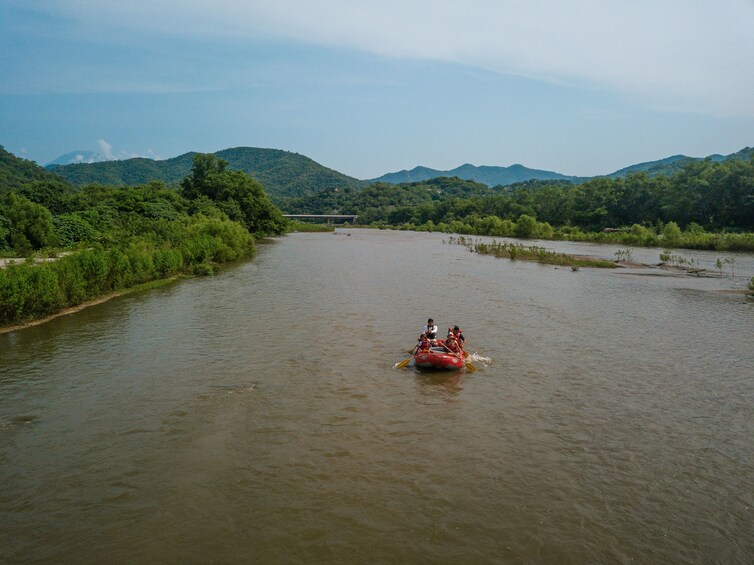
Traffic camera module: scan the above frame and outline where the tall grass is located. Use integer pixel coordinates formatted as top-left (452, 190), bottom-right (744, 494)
top-left (0, 216), bottom-right (253, 326)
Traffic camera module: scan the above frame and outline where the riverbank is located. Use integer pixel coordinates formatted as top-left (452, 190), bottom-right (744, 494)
top-left (0, 277), bottom-right (181, 334)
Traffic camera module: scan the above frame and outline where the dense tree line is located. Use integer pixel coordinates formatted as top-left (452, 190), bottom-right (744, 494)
top-left (283, 157), bottom-right (754, 237)
top-left (1, 154), bottom-right (287, 325)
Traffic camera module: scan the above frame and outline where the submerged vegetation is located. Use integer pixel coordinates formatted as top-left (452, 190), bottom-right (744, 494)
top-left (449, 236), bottom-right (617, 268)
top-left (1, 152), bottom-right (287, 326)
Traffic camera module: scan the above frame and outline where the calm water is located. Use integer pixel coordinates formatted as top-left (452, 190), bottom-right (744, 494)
top-left (1, 229), bottom-right (753, 564)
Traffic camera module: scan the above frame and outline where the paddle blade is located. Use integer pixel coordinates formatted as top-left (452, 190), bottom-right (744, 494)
top-left (464, 360), bottom-right (478, 372)
top-left (395, 356), bottom-right (413, 369)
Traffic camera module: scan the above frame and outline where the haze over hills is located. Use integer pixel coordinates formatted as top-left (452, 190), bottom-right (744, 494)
top-left (46, 150), bottom-right (108, 167)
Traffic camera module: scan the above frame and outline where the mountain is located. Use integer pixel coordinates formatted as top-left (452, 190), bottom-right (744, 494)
top-left (373, 147), bottom-right (754, 186)
top-left (46, 150), bottom-right (108, 167)
top-left (607, 147), bottom-right (753, 178)
top-left (0, 145), bottom-right (69, 195)
top-left (47, 147), bottom-right (364, 203)
top-left (372, 163), bottom-right (584, 187)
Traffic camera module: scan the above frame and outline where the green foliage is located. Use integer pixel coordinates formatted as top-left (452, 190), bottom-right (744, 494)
top-left (514, 214), bottom-right (538, 238)
top-left (0, 146), bottom-right (69, 195)
top-left (285, 221), bottom-right (334, 233)
top-left (450, 236), bottom-right (617, 268)
top-left (662, 221), bottom-right (683, 244)
top-left (16, 179), bottom-right (77, 214)
top-left (3, 193), bottom-right (59, 254)
top-left (49, 147), bottom-right (364, 203)
top-left (0, 216), bottom-right (255, 325)
top-left (280, 156), bottom-right (754, 251)
top-left (748, 277), bottom-right (754, 292)
top-left (53, 213), bottom-right (96, 246)
top-left (0, 148), bottom-right (294, 327)
top-left (181, 154), bottom-right (287, 235)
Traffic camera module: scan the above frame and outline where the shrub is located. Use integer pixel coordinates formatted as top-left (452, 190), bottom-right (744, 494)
top-left (515, 214), bottom-right (538, 238)
top-left (54, 213), bottom-right (96, 246)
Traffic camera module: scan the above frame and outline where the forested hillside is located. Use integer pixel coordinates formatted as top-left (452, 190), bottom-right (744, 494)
top-left (1, 146), bottom-right (67, 194)
top-left (607, 147), bottom-right (754, 178)
top-left (48, 147), bottom-right (364, 203)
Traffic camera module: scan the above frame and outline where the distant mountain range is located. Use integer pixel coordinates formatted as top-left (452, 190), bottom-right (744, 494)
top-left (372, 163), bottom-right (585, 186)
top-left (34, 144), bottom-right (754, 201)
top-left (372, 147), bottom-right (754, 186)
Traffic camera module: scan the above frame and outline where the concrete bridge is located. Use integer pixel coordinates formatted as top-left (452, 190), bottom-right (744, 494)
top-left (283, 214), bottom-right (358, 225)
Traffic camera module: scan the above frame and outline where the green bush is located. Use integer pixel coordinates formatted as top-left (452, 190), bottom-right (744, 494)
top-left (54, 213), bottom-right (96, 246)
top-left (4, 193), bottom-right (58, 254)
top-left (515, 214), bottom-right (538, 238)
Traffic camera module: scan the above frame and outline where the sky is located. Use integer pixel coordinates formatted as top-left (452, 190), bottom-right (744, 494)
top-left (1, 0), bottom-right (753, 179)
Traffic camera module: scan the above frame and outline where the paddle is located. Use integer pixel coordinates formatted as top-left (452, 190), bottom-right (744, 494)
top-left (442, 339), bottom-right (477, 372)
top-left (396, 345), bottom-right (418, 369)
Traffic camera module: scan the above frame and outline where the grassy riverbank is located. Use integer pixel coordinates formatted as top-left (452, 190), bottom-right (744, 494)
top-left (0, 217), bottom-right (255, 327)
top-left (395, 218), bottom-right (754, 252)
top-left (1, 154), bottom-right (288, 329)
top-left (0, 276), bottom-right (181, 334)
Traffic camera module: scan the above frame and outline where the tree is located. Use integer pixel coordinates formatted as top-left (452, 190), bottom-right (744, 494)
top-left (3, 193), bottom-right (58, 254)
top-left (515, 214), bottom-right (538, 238)
top-left (181, 154), bottom-right (286, 235)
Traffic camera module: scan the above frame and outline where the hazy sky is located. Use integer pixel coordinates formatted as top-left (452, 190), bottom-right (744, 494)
top-left (2, 0), bottom-right (753, 178)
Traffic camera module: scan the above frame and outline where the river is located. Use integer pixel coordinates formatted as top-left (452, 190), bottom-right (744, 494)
top-left (1, 229), bottom-right (753, 563)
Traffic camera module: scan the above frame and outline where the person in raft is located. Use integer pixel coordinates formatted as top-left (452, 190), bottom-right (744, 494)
top-left (417, 334), bottom-right (431, 351)
top-left (444, 333), bottom-right (461, 353)
top-left (447, 325), bottom-right (466, 346)
top-left (423, 318), bottom-right (438, 342)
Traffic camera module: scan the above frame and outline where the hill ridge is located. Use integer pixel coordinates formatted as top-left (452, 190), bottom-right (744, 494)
top-left (48, 147), bottom-right (364, 203)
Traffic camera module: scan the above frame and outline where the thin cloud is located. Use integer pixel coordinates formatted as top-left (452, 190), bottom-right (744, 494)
top-left (42, 0), bottom-right (754, 117)
top-left (93, 140), bottom-right (161, 161)
top-left (97, 139), bottom-right (114, 160)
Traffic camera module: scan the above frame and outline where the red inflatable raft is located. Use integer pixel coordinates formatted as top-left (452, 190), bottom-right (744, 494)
top-left (414, 347), bottom-right (465, 370)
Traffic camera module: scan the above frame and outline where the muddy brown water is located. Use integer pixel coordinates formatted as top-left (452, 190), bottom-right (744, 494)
top-left (1, 230), bottom-right (753, 563)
